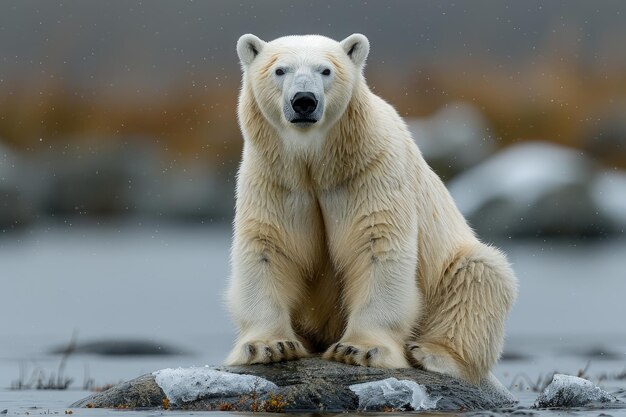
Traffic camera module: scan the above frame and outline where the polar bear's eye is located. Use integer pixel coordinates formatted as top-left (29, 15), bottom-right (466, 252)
top-left (275, 68), bottom-right (285, 76)
top-left (321, 68), bottom-right (331, 76)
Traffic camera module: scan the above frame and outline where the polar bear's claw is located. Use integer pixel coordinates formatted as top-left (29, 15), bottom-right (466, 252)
top-left (227, 340), bottom-right (309, 365)
top-left (323, 341), bottom-right (409, 368)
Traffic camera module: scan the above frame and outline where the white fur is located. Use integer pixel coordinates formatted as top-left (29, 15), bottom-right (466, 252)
top-left (226, 34), bottom-right (518, 383)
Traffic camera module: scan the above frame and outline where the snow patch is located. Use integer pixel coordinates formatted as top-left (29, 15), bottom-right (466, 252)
top-left (534, 374), bottom-right (618, 408)
top-left (349, 377), bottom-right (440, 411)
top-left (153, 367), bottom-right (278, 405)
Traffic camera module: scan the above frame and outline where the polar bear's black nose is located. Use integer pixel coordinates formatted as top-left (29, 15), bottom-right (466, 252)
top-left (291, 92), bottom-right (318, 115)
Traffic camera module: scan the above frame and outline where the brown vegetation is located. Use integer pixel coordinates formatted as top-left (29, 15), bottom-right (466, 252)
top-left (1, 57), bottom-right (625, 169)
top-left (378, 61), bottom-right (626, 168)
top-left (162, 397), bottom-right (170, 410)
top-left (0, 79), bottom-right (241, 165)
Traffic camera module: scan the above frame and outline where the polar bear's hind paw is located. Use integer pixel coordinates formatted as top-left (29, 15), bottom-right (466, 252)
top-left (406, 341), bottom-right (469, 381)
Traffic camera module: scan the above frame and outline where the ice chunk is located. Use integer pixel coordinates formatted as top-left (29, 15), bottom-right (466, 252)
top-left (349, 377), bottom-right (440, 411)
top-left (534, 374), bottom-right (618, 408)
top-left (154, 367), bottom-right (278, 405)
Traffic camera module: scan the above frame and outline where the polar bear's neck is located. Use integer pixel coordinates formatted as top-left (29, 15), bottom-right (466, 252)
top-left (314, 83), bottom-right (389, 187)
top-left (280, 125), bottom-right (332, 157)
top-left (241, 81), bottom-right (384, 189)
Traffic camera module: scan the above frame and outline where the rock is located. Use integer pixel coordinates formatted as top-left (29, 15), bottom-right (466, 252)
top-left (71, 358), bottom-right (516, 412)
top-left (50, 339), bottom-right (186, 356)
top-left (34, 137), bottom-right (163, 217)
top-left (73, 373), bottom-right (165, 409)
top-left (131, 160), bottom-right (234, 222)
top-left (448, 141), bottom-right (614, 238)
top-left (0, 141), bottom-right (36, 231)
top-left (407, 102), bottom-right (496, 181)
top-left (28, 137), bottom-right (233, 223)
top-left (592, 170), bottom-right (626, 231)
top-left (583, 101), bottom-right (626, 162)
top-left (533, 374), bottom-right (618, 408)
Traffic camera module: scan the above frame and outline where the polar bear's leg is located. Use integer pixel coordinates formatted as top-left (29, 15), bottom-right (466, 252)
top-left (408, 244), bottom-right (517, 383)
top-left (322, 206), bottom-right (420, 368)
top-left (225, 219), bottom-right (312, 365)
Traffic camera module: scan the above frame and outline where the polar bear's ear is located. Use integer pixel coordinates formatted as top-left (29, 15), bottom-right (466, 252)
top-left (237, 34), bottom-right (266, 68)
top-left (340, 34), bottom-right (370, 68)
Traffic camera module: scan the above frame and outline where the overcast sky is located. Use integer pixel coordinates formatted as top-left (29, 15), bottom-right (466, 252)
top-left (1, 0), bottom-right (625, 93)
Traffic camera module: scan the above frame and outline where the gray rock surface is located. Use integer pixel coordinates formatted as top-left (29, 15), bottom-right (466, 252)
top-left (71, 358), bottom-right (516, 412)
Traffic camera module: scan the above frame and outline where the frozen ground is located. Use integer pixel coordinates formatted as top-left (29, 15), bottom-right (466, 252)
top-left (1, 222), bottom-right (625, 415)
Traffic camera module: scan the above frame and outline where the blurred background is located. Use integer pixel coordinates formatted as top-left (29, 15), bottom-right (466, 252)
top-left (1, 0), bottom-right (625, 399)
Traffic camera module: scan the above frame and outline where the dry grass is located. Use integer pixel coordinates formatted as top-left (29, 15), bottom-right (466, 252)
top-left (0, 79), bottom-right (242, 164)
top-left (508, 362), bottom-right (601, 392)
top-left (161, 397), bottom-right (170, 410)
top-left (509, 371), bottom-right (558, 393)
top-left (11, 332), bottom-right (77, 390)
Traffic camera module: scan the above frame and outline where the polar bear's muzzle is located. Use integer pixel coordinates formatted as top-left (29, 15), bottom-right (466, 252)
top-left (291, 92), bottom-right (317, 115)
top-left (286, 91), bottom-right (322, 126)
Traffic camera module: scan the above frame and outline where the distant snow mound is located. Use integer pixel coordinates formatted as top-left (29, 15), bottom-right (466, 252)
top-left (447, 141), bottom-right (615, 237)
top-left (154, 367), bottom-right (277, 405)
top-left (349, 377), bottom-right (440, 411)
top-left (534, 374), bottom-right (618, 408)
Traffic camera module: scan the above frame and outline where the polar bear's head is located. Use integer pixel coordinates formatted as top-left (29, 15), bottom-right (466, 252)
top-left (237, 34), bottom-right (369, 137)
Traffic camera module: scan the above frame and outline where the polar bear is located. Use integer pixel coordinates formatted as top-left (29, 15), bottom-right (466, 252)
top-left (225, 33), bottom-right (517, 383)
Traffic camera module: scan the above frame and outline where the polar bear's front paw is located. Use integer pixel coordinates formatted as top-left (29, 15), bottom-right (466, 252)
top-left (226, 340), bottom-right (309, 365)
top-left (323, 341), bottom-right (409, 368)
